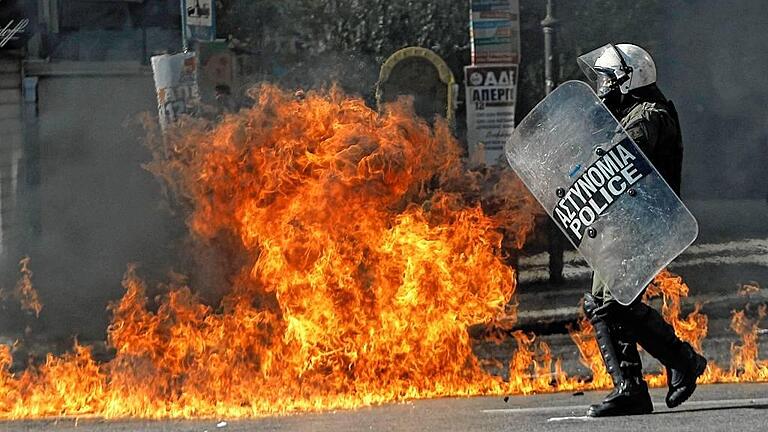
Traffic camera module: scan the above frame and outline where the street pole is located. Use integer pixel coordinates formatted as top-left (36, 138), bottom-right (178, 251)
top-left (541, 0), bottom-right (564, 284)
top-left (180, 0), bottom-right (189, 52)
top-left (542, 0), bottom-right (557, 95)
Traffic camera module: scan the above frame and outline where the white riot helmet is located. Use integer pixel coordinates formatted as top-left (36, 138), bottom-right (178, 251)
top-left (577, 43), bottom-right (656, 98)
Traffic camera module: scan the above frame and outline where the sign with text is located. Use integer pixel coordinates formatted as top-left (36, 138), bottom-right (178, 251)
top-left (465, 64), bottom-right (517, 165)
top-left (151, 52), bottom-right (201, 130)
top-left (182, 0), bottom-right (216, 43)
top-left (469, 0), bottom-right (520, 65)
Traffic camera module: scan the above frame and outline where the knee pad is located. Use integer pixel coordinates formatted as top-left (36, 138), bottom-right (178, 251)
top-left (583, 293), bottom-right (623, 323)
top-left (583, 293), bottom-right (605, 322)
top-left (584, 294), bottom-right (653, 329)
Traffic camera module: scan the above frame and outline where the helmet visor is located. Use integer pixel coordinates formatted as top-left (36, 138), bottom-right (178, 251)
top-left (595, 70), bottom-right (618, 98)
top-left (577, 43), bottom-right (616, 84)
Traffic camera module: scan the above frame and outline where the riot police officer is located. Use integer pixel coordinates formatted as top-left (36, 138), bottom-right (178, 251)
top-left (577, 43), bottom-right (707, 417)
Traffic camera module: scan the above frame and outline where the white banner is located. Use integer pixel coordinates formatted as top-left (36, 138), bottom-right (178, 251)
top-left (150, 52), bottom-right (201, 130)
top-left (465, 64), bottom-right (518, 165)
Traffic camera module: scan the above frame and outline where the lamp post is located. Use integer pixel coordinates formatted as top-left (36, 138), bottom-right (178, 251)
top-left (541, 0), bottom-right (564, 284)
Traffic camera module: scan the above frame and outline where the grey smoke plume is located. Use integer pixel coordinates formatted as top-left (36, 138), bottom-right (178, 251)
top-left (0, 75), bottom-right (180, 341)
top-left (660, 0), bottom-right (768, 199)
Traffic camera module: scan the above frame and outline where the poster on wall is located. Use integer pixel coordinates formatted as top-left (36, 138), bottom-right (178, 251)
top-left (151, 51), bottom-right (201, 130)
top-left (464, 64), bottom-right (518, 165)
top-left (469, 0), bottom-right (521, 65)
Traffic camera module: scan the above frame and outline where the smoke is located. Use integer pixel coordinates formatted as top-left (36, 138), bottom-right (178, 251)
top-left (660, 0), bottom-right (768, 199)
top-left (245, 49), bottom-right (383, 104)
top-left (0, 75), bottom-right (181, 341)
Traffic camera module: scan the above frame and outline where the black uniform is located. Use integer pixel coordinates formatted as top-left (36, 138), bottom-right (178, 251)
top-left (618, 84), bottom-right (683, 194)
top-left (592, 84), bottom-right (684, 302)
top-left (585, 84), bottom-right (707, 418)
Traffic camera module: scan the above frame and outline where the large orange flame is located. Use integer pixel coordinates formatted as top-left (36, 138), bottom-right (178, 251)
top-left (0, 86), bottom-right (764, 419)
top-left (0, 86), bottom-right (540, 418)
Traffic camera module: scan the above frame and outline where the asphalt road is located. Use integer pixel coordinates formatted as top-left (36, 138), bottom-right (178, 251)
top-left (3, 383), bottom-right (767, 432)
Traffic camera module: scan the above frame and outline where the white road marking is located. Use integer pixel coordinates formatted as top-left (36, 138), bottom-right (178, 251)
top-left (676, 254), bottom-right (768, 267)
top-left (686, 238), bottom-right (768, 255)
top-left (547, 416), bottom-right (593, 422)
top-left (482, 404), bottom-right (586, 414)
top-left (516, 307), bottom-right (580, 321)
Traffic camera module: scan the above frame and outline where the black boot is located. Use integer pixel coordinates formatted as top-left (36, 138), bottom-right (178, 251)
top-left (620, 301), bottom-right (707, 408)
top-left (587, 376), bottom-right (653, 417)
top-left (583, 294), bottom-right (653, 417)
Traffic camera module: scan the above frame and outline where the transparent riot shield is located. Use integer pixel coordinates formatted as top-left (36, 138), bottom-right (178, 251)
top-left (505, 80), bottom-right (698, 305)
